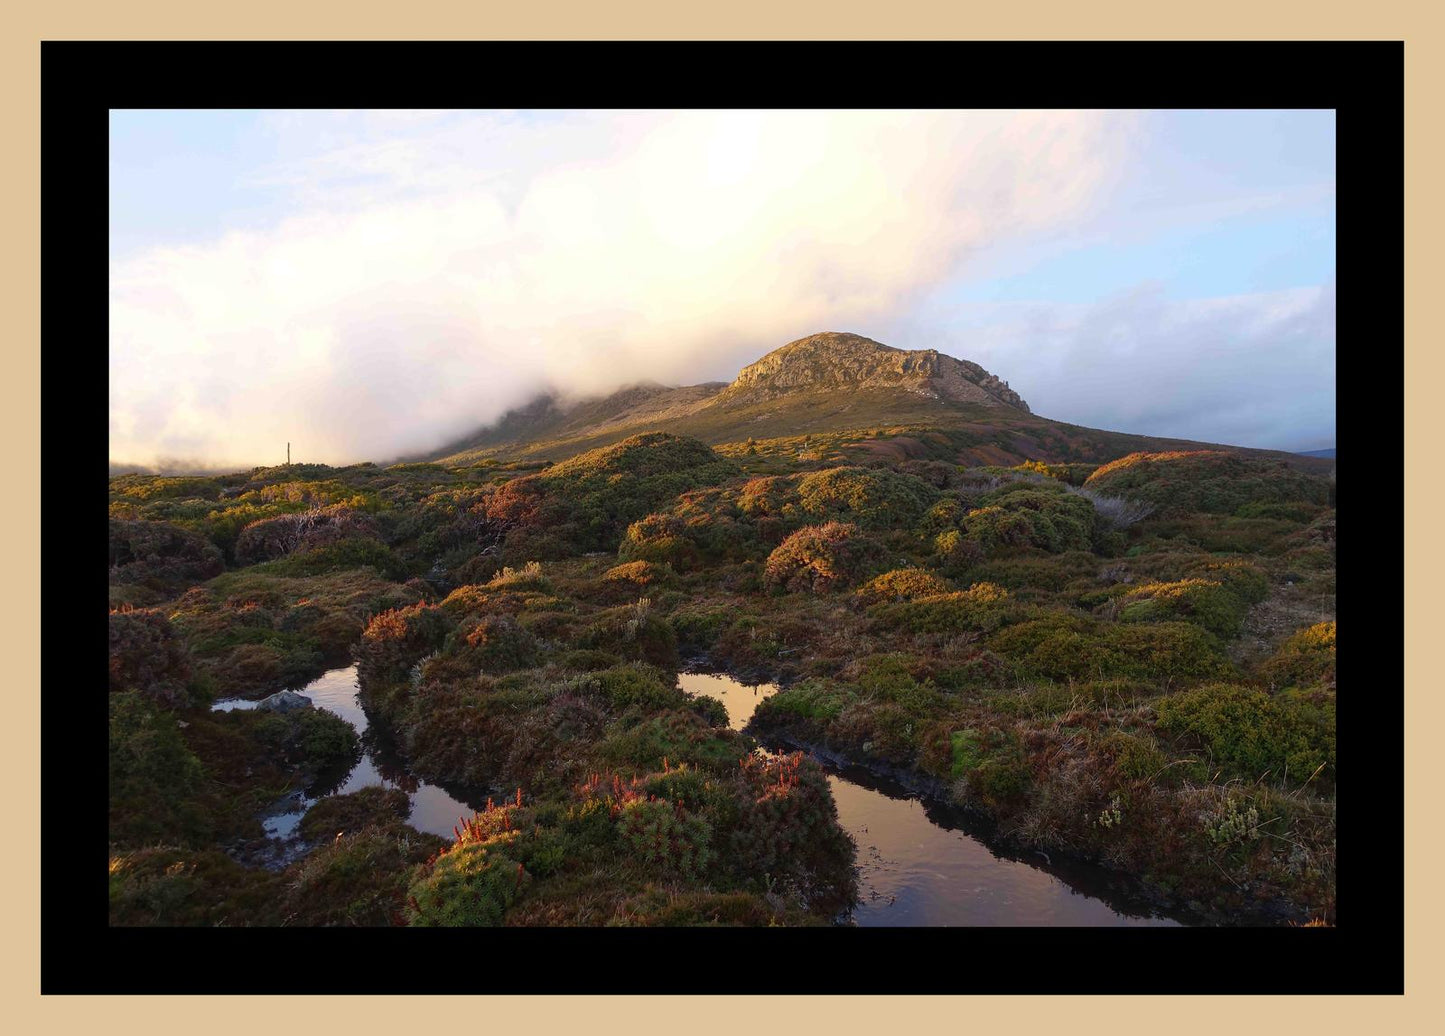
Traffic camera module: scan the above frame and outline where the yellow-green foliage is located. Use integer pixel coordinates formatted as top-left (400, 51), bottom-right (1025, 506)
top-left (109, 475), bottom-right (225, 502)
top-left (487, 560), bottom-right (551, 591)
top-left (581, 664), bottom-right (689, 712)
top-left (948, 727), bottom-right (1031, 806)
top-left (603, 560), bottom-right (675, 588)
top-left (868, 582), bottom-right (1015, 634)
top-left (755, 679), bottom-right (859, 722)
top-left (618, 513), bottom-right (706, 570)
top-left (989, 615), bottom-right (1231, 683)
top-left (1156, 683), bottom-right (1335, 785)
top-left (405, 840), bottom-right (529, 926)
top-left (853, 568), bottom-right (952, 605)
top-left (1182, 558), bottom-right (1270, 604)
top-left (617, 798), bottom-right (715, 878)
top-left (1014, 459), bottom-right (1098, 486)
top-left (854, 654), bottom-right (943, 713)
top-left (1258, 621), bottom-right (1336, 690)
top-left (793, 466), bottom-right (939, 529)
top-left (962, 485), bottom-right (1096, 554)
top-left (1115, 578), bottom-right (1251, 638)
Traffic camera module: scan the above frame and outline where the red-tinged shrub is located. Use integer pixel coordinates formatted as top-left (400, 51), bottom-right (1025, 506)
top-left (109, 519), bottom-right (223, 592)
top-left (764, 522), bottom-right (885, 593)
top-left (109, 608), bottom-right (195, 709)
top-left (726, 752), bottom-right (857, 914)
top-left (355, 603), bottom-right (451, 689)
top-left (453, 614), bottom-right (539, 673)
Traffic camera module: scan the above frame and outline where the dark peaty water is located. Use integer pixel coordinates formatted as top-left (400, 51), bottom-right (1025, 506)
top-left (213, 665), bottom-right (483, 842)
top-left (679, 669), bottom-right (1181, 927)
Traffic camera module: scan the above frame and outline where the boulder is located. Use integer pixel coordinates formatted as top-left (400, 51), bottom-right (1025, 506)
top-left (255, 690), bottom-right (313, 713)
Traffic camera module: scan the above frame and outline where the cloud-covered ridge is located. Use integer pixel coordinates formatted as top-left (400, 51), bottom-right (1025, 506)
top-left (109, 110), bottom-right (1137, 468)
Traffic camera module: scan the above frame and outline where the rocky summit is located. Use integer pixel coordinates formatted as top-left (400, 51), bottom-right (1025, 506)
top-left (718, 331), bottom-right (1029, 412)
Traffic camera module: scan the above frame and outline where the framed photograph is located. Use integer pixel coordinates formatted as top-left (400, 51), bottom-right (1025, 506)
top-left (57, 41), bottom-right (1400, 995)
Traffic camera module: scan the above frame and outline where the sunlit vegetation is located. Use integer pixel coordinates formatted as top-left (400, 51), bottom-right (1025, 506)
top-left (108, 427), bottom-right (1335, 926)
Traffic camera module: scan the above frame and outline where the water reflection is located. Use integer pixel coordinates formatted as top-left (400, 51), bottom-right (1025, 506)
top-left (212, 665), bottom-right (488, 843)
top-left (678, 670), bottom-right (777, 731)
top-left (680, 665), bottom-right (1182, 927)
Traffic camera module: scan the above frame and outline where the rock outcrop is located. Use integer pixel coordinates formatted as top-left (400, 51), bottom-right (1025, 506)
top-left (715, 332), bottom-right (1029, 411)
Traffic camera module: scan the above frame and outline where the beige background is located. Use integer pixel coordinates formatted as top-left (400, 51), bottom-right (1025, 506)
top-left (3, 0), bottom-right (1430, 1027)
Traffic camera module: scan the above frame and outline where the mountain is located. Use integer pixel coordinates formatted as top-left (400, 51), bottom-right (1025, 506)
top-left (1297, 448), bottom-right (1336, 459)
top-left (423, 331), bottom-right (1331, 472)
top-left (715, 331), bottom-right (1029, 410)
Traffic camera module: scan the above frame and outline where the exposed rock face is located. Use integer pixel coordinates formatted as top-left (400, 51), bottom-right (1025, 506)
top-left (256, 690), bottom-right (313, 713)
top-left (716, 332), bottom-right (1029, 411)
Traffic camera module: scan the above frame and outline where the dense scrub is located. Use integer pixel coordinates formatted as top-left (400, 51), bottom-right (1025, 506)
top-left (108, 435), bottom-right (1335, 925)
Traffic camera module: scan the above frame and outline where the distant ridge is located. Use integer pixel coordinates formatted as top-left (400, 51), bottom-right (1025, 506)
top-left (1297, 448), bottom-right (1336, 459)
top-left (421, 331), bottom-right (1332, 473)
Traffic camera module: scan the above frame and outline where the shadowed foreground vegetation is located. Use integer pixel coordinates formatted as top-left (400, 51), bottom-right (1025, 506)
top-left (109, 430), bottom-right (1336, 925)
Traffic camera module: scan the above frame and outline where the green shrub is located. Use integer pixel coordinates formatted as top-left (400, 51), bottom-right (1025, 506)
top-left (793, 466), bottom-right (938, 529)
top-left (868, 582), bottom-right (1015, 634)
top-left (598, 709), bottom-right (742, 772)
top-left (251, 707), bottom-right (360, 777)
top-left (726, 752), bottom-right (857, 914)
top-left (1155, 683), bottom-right (1335, 784)
top-left (584, 665), bottom-right (687, 713)
top-left (109, 608), bottom-right (198, 709)
top-left (577, 599), bottom-right (679, 668)
top-left (109, 848), bottom-right (285, 926)
top-left (1096, 729), bottom-right (1169, 781)
top-left (287, 824), bottom-right (445, 926)
top-left (755, 680), bottom-right (858, 723)
top-left (618, 514), bottom-right (704, 570)
top-left (108, 519), bottom-right (224, 593)
top-left (961, 489), bottom-right (1095, 554)
top-left (1085, 450), bottom-right (1330, 517)
top-left (618, 798), bottom-right (715, 878)
top-left (603, 560), bottom-right (676, 588)
top-left (298, 787), bottom-right (413, 842)
top-left (405, 841), bottom-right (528, 926)
top-left (1116, 578), bottom-right (1250, 638)
top-left (990, 616), bottom-right (1230, 683)
top-left (450, 614), bottom-right (539, 672)
top-left (109, 692), bottom-right (208, 847)
top-left (1258, 621), bottom-right (1336, 690)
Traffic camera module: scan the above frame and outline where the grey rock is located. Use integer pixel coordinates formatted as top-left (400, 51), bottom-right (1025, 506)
top-left (256, 690), bottom-right (313, 713)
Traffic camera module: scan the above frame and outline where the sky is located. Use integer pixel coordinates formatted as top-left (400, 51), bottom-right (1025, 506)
top-left (109, 109), bottom-right (1335, 468)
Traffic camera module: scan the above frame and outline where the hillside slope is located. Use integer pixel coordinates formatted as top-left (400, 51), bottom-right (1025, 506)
top-left (426, 331), bottom-right (1330, 473)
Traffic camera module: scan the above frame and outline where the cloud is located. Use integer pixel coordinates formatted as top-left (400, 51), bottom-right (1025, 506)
top-left (882, 279), bottom-right (1336, 452)
top-left (109, 109), bottom-right (1137, 468)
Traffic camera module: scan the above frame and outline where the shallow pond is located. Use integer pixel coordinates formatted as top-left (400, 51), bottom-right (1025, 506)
top-left (219, 666), bottom-right (1182, 924)
top-left (213, 665), bottom-right (484, 844)
top-left (680, 669), bottom-right (1182, 927)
